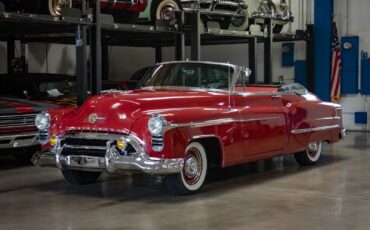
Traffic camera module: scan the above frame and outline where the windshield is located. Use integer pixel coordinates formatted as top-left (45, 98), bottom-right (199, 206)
top-left (141, 63), bottom-right (235, 90)
top-left (38, 80), bottom-right (77, 98)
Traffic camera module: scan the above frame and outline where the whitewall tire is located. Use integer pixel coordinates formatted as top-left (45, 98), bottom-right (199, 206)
top-left (154, 0), bottom-right (180, 22)
top-left (294, 141), bottom-right (323, 166)
top-left (165, 142), bottom-right (208, 195)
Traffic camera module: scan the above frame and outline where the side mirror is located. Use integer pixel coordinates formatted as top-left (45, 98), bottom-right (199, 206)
top-left (243, 68), bottom-right (252, 77)
top-left (23, 90), bottom-right (29, 98)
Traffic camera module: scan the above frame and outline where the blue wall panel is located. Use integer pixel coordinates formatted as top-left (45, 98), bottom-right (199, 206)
top-left (295, 60), bottom-right (307, 87)
top-left (282, 43), bottom-right (295, 67)
top-left (341, 36), bottom-right (359, 94)
top-left (314, 0), bottom-right (333, 101)
top-left (361, 59), bottom-right (370, 94)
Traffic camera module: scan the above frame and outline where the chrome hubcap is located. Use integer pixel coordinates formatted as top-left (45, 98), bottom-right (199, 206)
top-left (52, 0), bottom-right (70, 15)
top-left (307, 142), bottom-right (320, 158)
top-left (160, 4), bottom-right (176, 21)
top-left (183, 148), bottom-right (202, 185)
top-left (231, 9), bottom-right (247, 27)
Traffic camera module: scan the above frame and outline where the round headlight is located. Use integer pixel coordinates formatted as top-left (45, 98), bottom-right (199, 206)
top-left (148, 116), bottom-right (164, 135)
top-left (35, 112), bottom-right (51, 130)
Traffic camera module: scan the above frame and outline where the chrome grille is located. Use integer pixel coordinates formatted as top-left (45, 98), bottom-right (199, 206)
top-left (152, 135), bottom-right (164, 152)
top-left (60, 133), bottom-right (136, 157)
top-left (0, 113), bottom-right (37, 129)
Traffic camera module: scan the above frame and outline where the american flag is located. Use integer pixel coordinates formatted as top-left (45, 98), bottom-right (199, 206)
top-left (330, 21), bottom-right (342, 102)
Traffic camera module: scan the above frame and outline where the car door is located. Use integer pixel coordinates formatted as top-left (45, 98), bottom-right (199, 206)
top-left (235, 93), bottom-right (288, 158)
top-left (233, 73), bottom-right (288, 159)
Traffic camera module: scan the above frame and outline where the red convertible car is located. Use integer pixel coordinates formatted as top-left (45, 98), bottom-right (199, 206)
top-left (33, 61), bottom-right (345, 195)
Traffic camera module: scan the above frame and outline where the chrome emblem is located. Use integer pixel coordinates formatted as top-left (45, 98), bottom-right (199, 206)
top-left (87, 113), bottom-right (98, 123)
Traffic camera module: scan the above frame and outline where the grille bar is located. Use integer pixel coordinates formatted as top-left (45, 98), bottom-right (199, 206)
top-left (0, 113), bottom-right (37, 129)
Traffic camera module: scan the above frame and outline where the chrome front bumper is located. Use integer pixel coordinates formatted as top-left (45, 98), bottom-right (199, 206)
top-left (182, 0), bottom-right (247, 18)
top-left (32, 135), bottom-right (184, 175)
top-left (0, 132), bottom-right (39, 150)
top-left (252, 12), bottom-right (293, 22)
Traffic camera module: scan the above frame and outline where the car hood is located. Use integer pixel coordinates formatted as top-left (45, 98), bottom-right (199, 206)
top-left (59, 88), bottom-right (228, 134)
top-left (0, 97), bottom-right (59, 115)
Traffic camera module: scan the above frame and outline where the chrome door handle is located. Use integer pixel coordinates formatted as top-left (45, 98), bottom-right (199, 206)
top-left (272, 95), bottom-right (282, 98)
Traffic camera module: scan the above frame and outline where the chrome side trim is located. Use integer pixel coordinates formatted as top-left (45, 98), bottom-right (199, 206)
top-left (168, 117), bottom-right (281, 130)
top-left (291, 125), bottom-right (340, 134)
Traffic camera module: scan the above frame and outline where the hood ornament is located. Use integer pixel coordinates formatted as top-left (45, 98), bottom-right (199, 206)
top-left (87, 113), bottom-right (105, 124)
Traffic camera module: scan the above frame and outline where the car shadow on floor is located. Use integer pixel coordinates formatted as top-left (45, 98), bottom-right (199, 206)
top-left (0, 155), bottom-right (33, 170)
top-left (25, 152), bottom-right (350, 204)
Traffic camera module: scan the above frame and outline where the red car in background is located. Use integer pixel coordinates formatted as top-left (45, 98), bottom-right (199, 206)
top-left (0, 73), bottom-right (77, 162)
top-left (0, 0), bottom-right (147, 22)
top-left (0, 97), bottom-right (58, 163)
top-left (33, 61), bottom-right (345, 195)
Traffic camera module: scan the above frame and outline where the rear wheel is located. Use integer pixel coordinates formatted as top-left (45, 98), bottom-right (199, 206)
top-left (165, 142), bottom-right (208, 195)
top-left (62, 170), bottom-right (101, 185)
top-left (151, 0), bottom-right (181, 24)
top-left (48, 0), bottom-right (72, 16)
top-left (294, 141), bottom-right (323, 166)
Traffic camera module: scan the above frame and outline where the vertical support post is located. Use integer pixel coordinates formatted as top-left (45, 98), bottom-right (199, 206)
top-left (76, 25), bottom-right (88, 105)
top-left (190, 11), bottom-right (201, 60)
top-left (248, 37), bottom-right (257, 84)
top-left (175, 32), bottom-right (185, 61)
top-left (102, 40), bottom-right (109, 80)
top-left (155, 47), bottom-right (162, 63)
top-left (306, 24), bottom-right (315, 92)
top-left (314, 0), bottom-right (333, 101)
top-left (264, 18), bottom-right (273, 84)
top-left (91, 0), bottom-right (102, 95)
top-left (7, 39), bottom-right (15, 75)
top-left (20, 41), bottom-right (28, 73)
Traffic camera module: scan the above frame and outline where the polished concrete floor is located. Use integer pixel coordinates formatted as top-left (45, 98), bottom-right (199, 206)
top-left (0, 132), bottom-right (369, 230)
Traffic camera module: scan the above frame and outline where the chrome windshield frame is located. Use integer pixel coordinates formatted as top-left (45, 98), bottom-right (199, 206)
top-left (137, 61), bottom-right (243, 94)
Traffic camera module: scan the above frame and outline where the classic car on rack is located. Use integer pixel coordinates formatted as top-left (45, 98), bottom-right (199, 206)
top-left (248, 0), bottom-right (293, 33)
top-left (0, 0), bottom-right (147, 22)
top-left (33, 61), bottom-right (344, 195)
top-left (139, 0), bottom-right (248, 29)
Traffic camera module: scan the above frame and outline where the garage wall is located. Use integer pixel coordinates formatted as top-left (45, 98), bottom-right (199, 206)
top-left (21, 0), bottom-right (307, 83)
top-left (335, 0), bottom-right (370, 131)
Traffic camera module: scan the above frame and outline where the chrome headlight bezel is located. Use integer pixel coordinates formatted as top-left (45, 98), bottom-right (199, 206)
top-left (148, 114), bottom-right (167, 136)
top-left (35, 112), bottom-right (51, 130)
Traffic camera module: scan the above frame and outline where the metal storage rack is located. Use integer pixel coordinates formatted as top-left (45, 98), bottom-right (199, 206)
top-left (0, 0), bottom-right (314, 105)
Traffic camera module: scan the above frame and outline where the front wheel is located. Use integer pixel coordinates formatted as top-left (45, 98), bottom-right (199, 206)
top-left (62, 170), bottom-right (101, 185)
top-left (165, 142), bottom-right (208, 195)
top-left (294, 141), bottom-right (323, 166)
top-left (229, 8), bottom-right (249, 31)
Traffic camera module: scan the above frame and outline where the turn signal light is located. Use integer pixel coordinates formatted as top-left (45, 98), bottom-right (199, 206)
top-left (116, 138), bottom-right (127, 151)
top-left (50, 136), bottom-right (58, 147)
